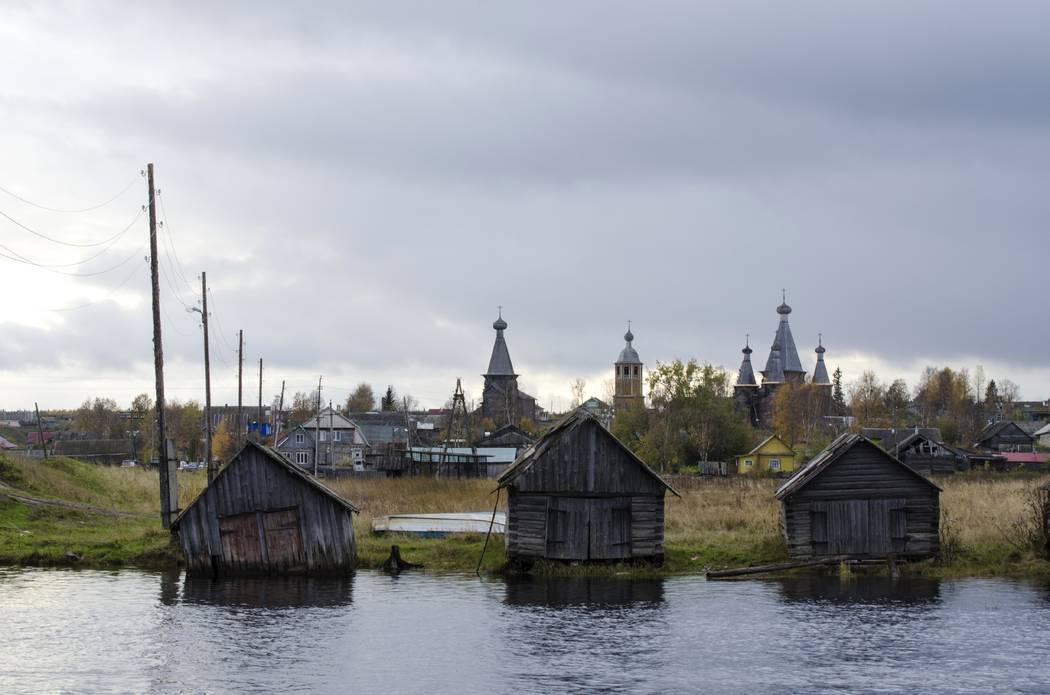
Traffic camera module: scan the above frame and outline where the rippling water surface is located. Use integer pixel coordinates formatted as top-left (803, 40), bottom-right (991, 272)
top-left (1, 568), bottom-right (1049, 693)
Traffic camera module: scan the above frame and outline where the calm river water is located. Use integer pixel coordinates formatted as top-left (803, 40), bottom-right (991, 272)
top-left (1, 568), bottom-right (1049, 694)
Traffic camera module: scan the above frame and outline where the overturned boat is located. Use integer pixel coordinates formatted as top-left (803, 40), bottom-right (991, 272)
top-left (371, 512), bottom-right (506, 537)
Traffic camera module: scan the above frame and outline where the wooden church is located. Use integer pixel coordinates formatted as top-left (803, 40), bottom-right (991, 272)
top-left (497, 409), bottom-right (677, 565)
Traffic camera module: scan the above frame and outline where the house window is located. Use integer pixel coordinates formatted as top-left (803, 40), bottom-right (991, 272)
top-left (334, 430), bottom-right (342, 442)
top-left (295, 451), bottom-right (309, 465)
top-left (352, 448), bottom-right (363, 461)
top-left (319, 431), bottom-right (327, 442)
top-left (744, 459), bottom-right (753, 467)
top-left (295, 432), bottom-right (304, 444)
top-left (769, 459), bottom-right (781, 471)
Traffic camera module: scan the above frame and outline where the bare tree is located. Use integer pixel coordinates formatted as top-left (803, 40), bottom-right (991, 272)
top-left (570, 378), bottom-right (587, 408)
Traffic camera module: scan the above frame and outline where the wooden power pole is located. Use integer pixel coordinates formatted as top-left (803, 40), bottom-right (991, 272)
top-left (314, 375), bottom-right (323, 476)
top-left (191, 271), bottom-right (214, 483)
top-left (34, 402), bottom-right (47, 459)
top-left (236, 329), bottom-right (243, 442)
top-left (147, 163), bottom-right (177, 528)
top-left (273, 380), bottom-right (285, 448)
top-left (257, 358), bottom-right (263, 443)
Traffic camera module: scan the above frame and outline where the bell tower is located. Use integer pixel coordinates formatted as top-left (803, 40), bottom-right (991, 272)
top-left (614, 322), bottom-right (644, 412)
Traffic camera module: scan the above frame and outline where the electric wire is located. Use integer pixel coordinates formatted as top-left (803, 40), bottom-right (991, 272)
top-left (0, 245), bottom-right (143, 277)
top-left (157, 193), bottom-right (194, 292)
top-left (0, 174), bottom-right (138, 214)
top-left (48, 254), bottom-right (147, 312)
top-left (0, 202), bottom-right (144, 248)
top-left (0, 206), bottom-right (144, 269)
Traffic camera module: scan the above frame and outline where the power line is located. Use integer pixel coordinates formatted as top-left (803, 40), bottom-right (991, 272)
top-left (0, 245), bottom-right (143, 277)
top-left (0, 202), bottom-right (144, 248)
top-left (48, 254), bottom-right (146, 312)
top-left (157, 193), bottom-right (194, 292)
top-left (0, 174), bottom-right (138, 214)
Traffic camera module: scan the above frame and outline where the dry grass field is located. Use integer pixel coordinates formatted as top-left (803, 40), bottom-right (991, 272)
top-left (1, 452), bottom-right (1047, 576)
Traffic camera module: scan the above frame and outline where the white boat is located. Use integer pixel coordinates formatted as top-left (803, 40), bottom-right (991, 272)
top-left (371, 512), bottom-right (507, 537)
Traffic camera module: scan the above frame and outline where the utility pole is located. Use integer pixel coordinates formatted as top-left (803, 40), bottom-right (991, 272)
top-left (273, 380), bottom-right (285, 448)
top-left (190, 272), bottom-right (214, 483)
top-left (314, 375), bottom-right (323, 476)
top-left (257, 358), bottom-right (263, 443)
top-left (34, 402), bottom-right (47, 459)
top-left (328, 400), bottom-right (334, 468)
top-left (147, 163), bottom-right (176, 528)
top-left (236, 329), bottom-right (243, 442)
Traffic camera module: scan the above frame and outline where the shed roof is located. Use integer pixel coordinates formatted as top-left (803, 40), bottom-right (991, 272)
top-left (496, 408), bottom-right (679, 496)
top-left (172, 441), bottom-right (358, 528)
top-left (1034, 422), bottom-right (1050, 437)
top-left (775, 433), bottom-right (941, 500)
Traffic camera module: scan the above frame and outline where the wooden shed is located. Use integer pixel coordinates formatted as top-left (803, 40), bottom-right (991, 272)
top-left (775, 433), bottom-right (941, 561)
top-left (172, 441), bottom-right (359, 575)
top-left (496, 409), bottom-right (677, 565)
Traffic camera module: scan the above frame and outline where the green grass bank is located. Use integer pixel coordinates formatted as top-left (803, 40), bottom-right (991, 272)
top-left (1, 453), bottom-right (1047, 578)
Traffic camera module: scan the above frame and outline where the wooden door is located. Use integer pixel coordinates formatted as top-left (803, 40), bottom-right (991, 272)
top-left (820, 499), bottom-right (905, 556)
top-left (588, 497), bottom-right (632, 560)
top-left (219, 512), bottom-right (264, 569)
top-left (545, 497), bottom-right (590, 560)
top-left (262, 508), bottom-right (306, 569)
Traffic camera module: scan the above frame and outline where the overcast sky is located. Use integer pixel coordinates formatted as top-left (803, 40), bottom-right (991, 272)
top-left (1, 1), bottom-right (1048, 413)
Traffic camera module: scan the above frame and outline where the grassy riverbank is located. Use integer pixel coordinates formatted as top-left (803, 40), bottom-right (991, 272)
top-left (1, 453), bottom-right (1047, 577)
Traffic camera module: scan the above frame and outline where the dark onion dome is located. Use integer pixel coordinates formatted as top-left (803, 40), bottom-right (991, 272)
top-left (777, 301), bottom-right (792, 315)
top-left (617, 324), bottom-right (641, 364)
top-left (736, 338), bottom-right (757, 387)
top-left (812, 334), bottom-right (831, 384)
top-left (485, 309), bottom-right (516, 376)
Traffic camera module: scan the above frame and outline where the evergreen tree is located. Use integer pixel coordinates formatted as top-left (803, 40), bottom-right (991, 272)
top-left (832, 367), bottom-right (846, 414)
top-left (380, 385), bottom-right (397, 412)
top-left (984, 379), bottom-right (999, 409)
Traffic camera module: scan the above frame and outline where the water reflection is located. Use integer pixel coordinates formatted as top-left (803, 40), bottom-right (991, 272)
top-left (774, 575), bottom-right (942, 605)
top-left (502, 577), bottom-right (669, 693)
top-left (504, 575), bottom-right (665, 607)
top-left (179, 572), bottom-right (355, 608)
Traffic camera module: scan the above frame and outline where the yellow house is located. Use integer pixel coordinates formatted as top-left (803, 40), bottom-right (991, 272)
top-left (735, 434), bottom-right (797, 475)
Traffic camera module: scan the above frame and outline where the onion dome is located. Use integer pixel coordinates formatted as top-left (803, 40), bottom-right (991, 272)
top-left (617, 322), bottom-right (641, 364)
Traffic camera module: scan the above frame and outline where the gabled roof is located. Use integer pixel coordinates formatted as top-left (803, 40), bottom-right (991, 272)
top-left (775, 433), bottom-right (941, 500)
top-left (300, 407), bottom-right (361, 432)
top-left (975, 420), bottom-right (1034, 445)
top-left (172, 441), bottom-right (358, 528)
top-left (741, 434), bottom-right (796, 457)
top-left (496, 409), bottom-right (679, 496)
top-left (1034, 422), bottom-right (1050, 437)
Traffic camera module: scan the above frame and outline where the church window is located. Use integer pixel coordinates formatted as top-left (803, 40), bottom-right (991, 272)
top-left (633, 365), bottom-right (639, 376)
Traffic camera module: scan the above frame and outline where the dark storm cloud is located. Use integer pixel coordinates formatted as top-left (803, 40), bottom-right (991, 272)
top-left (2, 1), bottom-right (1049, 405)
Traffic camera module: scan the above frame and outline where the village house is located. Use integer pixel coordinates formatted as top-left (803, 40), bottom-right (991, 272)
top-left (775, 433), bottom-right (941, 561)
top-left (735, 434), bottom-right (797, 475)
top-left (172, 441), bottom-right (359, 574)
top-left (974, 421), bottom-right (1036, 453)
top-left (498, 409), bottom-right (678, 565)
top-left (862, 427), bottom-right (970, 475)
top-left (275, 407), bottom-right (367, 470)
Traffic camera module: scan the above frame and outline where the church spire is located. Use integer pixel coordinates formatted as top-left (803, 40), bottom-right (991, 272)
top-left (736, 335), bottom-right (757, 387)
top-left (812, 333), bottom-right (830, 385)
top-left (617, 320), bottom-right (641, 364)
top-left (763, 290), bottom-right (804, 382)
top-left (485, 307), bottom-right (516, 376)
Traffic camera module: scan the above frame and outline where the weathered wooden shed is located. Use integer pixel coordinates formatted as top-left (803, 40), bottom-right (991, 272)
top-left (172, 441), bottom-right (359, 574)
top-left (775, 433), bottom-right (941, 561)
top-left (496, 409), bottom-right (677, 564)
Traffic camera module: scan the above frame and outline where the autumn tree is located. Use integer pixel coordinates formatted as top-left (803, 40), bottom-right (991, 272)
top-left (211, 419), bottom-right (237, 463)
top-left (290, 391), bottom-right (316, 425)
top-left (345, 382), bottom-right (376, 413)
top-left (74, 397), bottom-right (121, 438)
top-left (848, 371), bottom-right (886, 428)
top-left (883, 379), bottom-right (911, 427)
top-left (570, 379), bottom-right (587, 408)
